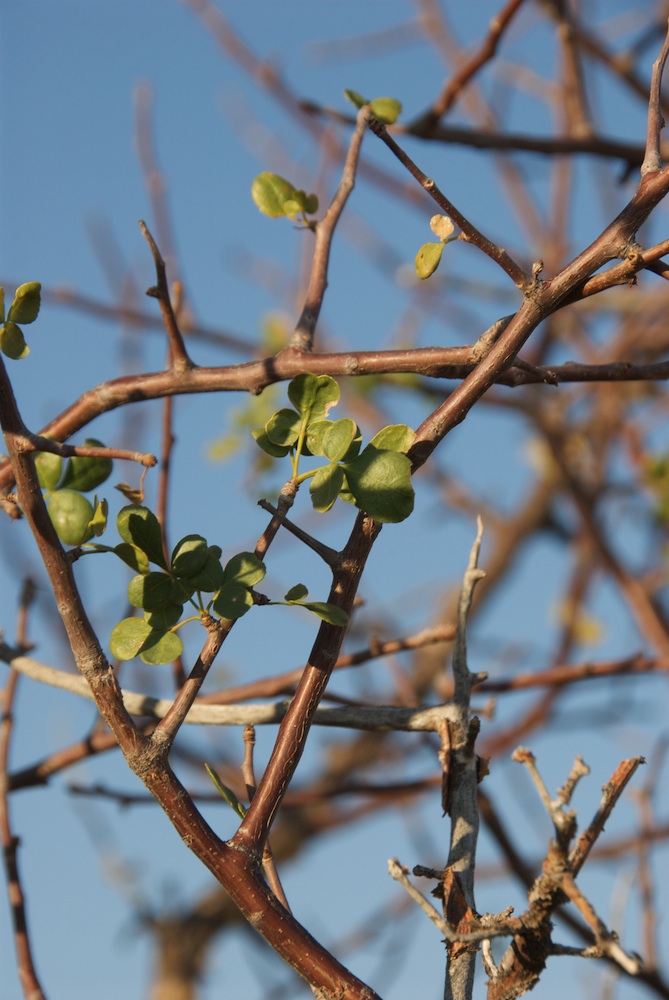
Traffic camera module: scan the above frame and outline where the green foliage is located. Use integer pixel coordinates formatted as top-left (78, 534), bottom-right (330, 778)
top-left (35, 438), bottom-right (114, 546)
top-left (254, 374), bottom-right (415, 523)
top-left (251, 172), bottom-right (319, 224)
top-left (34, 448), bottom-right (63, 491)
top-left (46, 490), bottom-right (107, 546)
top-left (273, 584), bottom-right (349, 627)
top-left (343, 90), bottom-right (403, 125)
top-left (0, 282), bottom-right (41, 360)
top-left (108, 506), bottom-right (269, 663)
top-left (415, 214), bottom-right (458, 280)
top-left (107, 505), bottom-right (337, 663)
top-left (205, 764), bottom-right (247, 819)
top-left (59, 439), bottom-right (113, 492)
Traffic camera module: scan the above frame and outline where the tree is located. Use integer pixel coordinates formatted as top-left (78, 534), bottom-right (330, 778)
top-left (2, 2), bottom-right (669, 998)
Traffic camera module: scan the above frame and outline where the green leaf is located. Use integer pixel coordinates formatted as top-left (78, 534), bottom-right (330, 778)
top-left (415, 242), bottom-right (444, 279)
top-left (34, 447), bottom-right (63, 490)
top-left (117, 505), bottom-right (168, 570)
top-left (212, 583), bottom-right (254, 620)
top-left (368, 424), bottom-right (415, 454)
top-left (251, 172), bottom-right (298, 218)
top-left (59, 438), bottom-right (113, 492)
top-left (88, 496), bottom-right (108, 538)
top-left (110, 618), bottom-right (153, 660)
top-left (0, 322), bottom-right (29, 360)
top-left (288, 373), bottom-right (339, 421)
top-left (114, 543), bottom-right (150, 574)
top-left (303, 193), bottom-right (319, 214)
top-left (342, 449), bottom-right (414, 523)
top-left (171, 534), bottom-right (209, 578)
top-left (139, 630), bottom-right (183, 665)
top-left (369, 97), bottom-right (402, 125)
top-left (222, 551), bottom-right (266, 587)
top-left (171, 577), bottom-right (196, 604)
top-left (0, 287), bottom-right (4, 323)
top-left (252, 427), bottom-right (292, 458)
top-left (128, 571), bottom-right (173, 611)
top-left (322, 418), bottom-right (358, 463)
top-left (184, 546), bottom-right (224, 592)
top-left (344, 89), bottom-right (367, 109)
top-left (284, 583), bottom-right (308, 602)
top-left (144, 602), bottom-right (183, 631)
top-left (300, 602), bottom-right (349, 627)
top-left (47, 489), bottom-right (95, 545)
top-left (305, 419), bottom-right (332, 456)
top-left (7, 282), bottom-right (41, 324)
top-left (265, 408), bottom-right (301, 447)
top-left (110, 617), bottom-right (183, 664)
top-left (309, 463), bottom-right (345, 513)
top-left (205, 764), bottom-right (247, 819)
top-left (281, 199), bottom-right (302, 219)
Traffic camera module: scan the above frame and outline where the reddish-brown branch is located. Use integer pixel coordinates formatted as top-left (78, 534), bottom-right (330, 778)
top-left (369, 117), bottom-right (532, 291)
top-left (139, 221), bottom-right (193, 371)
top-left (27, 436), bottom-right (156, 468)
top-left (232, 512), bottom-right (381, 858)
top-left (0, 344), bottom-right (380, 1000)
top-left (478, 653), bottom-right (669, 694)
top-left (290, 107), bottom-right (371, 352)
top-left (570, 757), bottom-right (646, 875)
top-left (642, 18), bottom-right (669, 175)
top-left (409, 0), bottom-right (529, 134)
top-left (0, 581), bottom-right (46, 1000)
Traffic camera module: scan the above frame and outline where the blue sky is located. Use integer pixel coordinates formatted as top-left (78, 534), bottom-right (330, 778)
top-left (1, 2), bottom-right (667, 999)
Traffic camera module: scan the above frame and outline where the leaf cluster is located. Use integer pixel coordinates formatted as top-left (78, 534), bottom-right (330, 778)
top-left (254, 374), bottom-right (415, 523)
top-left (0, 282), bottom-right (41, 360)
top-left (415, 214), bottom-right (458, 280)
top-left (110, 506), bottom-right (266, 664)
top-left (251, 172), bottom-right (319, 224)
top-left (108, 505), bottom-right (347, 665)
top-left (35, 437), bottom-right (112, 546)
top-left (343, 89), bottom-right (402, 125)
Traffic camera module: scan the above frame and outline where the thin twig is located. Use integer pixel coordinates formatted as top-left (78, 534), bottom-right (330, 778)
top-left (1, 640), bottom-right (459, 731)
top-left (0, 581), bottom-right (46, 1000)
top-left (257, 498), bottom-right (340, 567)
top-left (289, 106), bottom-right (371, 351)
top-left (368, 118), bottom-right (531, 291)
top-left (139, 220), bottom-right (193, 370)
top-left (410, 0), bottom-right (529, 133)
top-left (442, 518), bottom-right (486, 1000)
top-left (641, 19), bottom-right (669, 175)
top-left (570, 757), bottom-right (646, 875)
top-left (242, 726), bottom-right (291, 910)
top-left (25, 436), bottom-right (157, 467)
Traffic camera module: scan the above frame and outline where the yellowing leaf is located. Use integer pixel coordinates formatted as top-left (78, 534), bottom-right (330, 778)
top-left (415, 242), bottom-right (444, 280)
top-left (251, 172), bottom-right (297, 218)
top-left (369, 97), bottom-right (402, 124)
top-left (430, 214), bottom-right (455, 240)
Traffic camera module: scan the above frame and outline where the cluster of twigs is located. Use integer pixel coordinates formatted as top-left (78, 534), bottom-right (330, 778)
top-left (2, 3), bottom-right (669, 999)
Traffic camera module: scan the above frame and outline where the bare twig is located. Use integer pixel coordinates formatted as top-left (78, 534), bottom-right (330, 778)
top-left (368, 118), bottom-right (531, 291)
top-left (410, 0), bottom-right (529, 134)
top-left (0, 640), bottom-right (460, 731)
top-left (641, 19), bottom-right (669, 175)
top-left (0, 581), bottom-right (46, 1000)
top-left (139, 221), bottom-right (193, 370)
top-left (289, 106), bottom-right (371, 352)
top-left (242, 726), bottom-right (291, 911)
top-left (440, 518), bottom-right (486, 1000)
